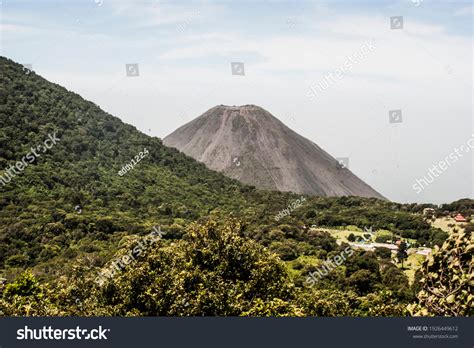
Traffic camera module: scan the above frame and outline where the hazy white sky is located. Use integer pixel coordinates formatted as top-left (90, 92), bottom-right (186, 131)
top-left (1, 0), bottom-right (472, 204)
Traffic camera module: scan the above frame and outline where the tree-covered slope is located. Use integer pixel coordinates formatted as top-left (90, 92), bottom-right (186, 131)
top-left (0, 56), bottom-right (276, 275)
top-left (1, 56), bottom-right (462, 316)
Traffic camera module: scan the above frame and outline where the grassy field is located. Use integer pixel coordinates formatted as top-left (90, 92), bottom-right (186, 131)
top-left (432, 217), bottom-right (465, 234)
top-left (400, 253), bottom-right (426, 284)
top-left (327, 229), bottom-right (372, 243)
top-left (299, 227), bottom-right (428, 285)
top-left (310, 226), bottom-right (375, 243)
top-left (320, 227), bottom-right (409, 244)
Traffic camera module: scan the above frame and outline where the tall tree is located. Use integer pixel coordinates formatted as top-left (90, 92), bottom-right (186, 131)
top-left (396, 241), bottom-right (408, 268)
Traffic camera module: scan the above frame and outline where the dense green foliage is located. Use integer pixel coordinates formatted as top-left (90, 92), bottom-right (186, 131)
top-left (439, 199), bottom-right (474, 217)
top-left (0, 56), bottom-right (467, 317)
top-left (409, 231), bottom-right (473, 316)
top-left (0, 220), bottom-right (410, 316)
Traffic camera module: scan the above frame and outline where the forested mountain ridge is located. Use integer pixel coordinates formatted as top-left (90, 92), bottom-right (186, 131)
top-left (0, 56), bottom-right (278, 269)
top-left (1, 56), bottom-right (469, 317)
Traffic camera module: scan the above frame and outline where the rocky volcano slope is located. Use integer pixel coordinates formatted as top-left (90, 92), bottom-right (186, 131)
top-left (164, 105), bottom-right (385, 199)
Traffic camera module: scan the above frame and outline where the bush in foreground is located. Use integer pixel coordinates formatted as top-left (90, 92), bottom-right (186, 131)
top-left (409, 231), bottom-right (473, 316)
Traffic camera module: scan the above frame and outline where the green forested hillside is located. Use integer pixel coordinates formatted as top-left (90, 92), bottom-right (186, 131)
top-left (1, 56), bottom-right (469, 316)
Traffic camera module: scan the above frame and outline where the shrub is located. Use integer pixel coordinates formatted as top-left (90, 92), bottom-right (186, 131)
top-left (409, 231), bottom-right (473, 316)
top-left (374, 247), bottom-right (392, 259)
top-left (56, 219), bottom-right (302, 316)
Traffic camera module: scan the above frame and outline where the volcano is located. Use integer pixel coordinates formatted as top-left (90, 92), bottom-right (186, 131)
top-left (164, 105), bottom-right (385, 199)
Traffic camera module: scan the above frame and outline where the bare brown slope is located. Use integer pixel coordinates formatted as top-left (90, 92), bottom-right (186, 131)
top-left (164, 105), bottom-right (385, 199)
